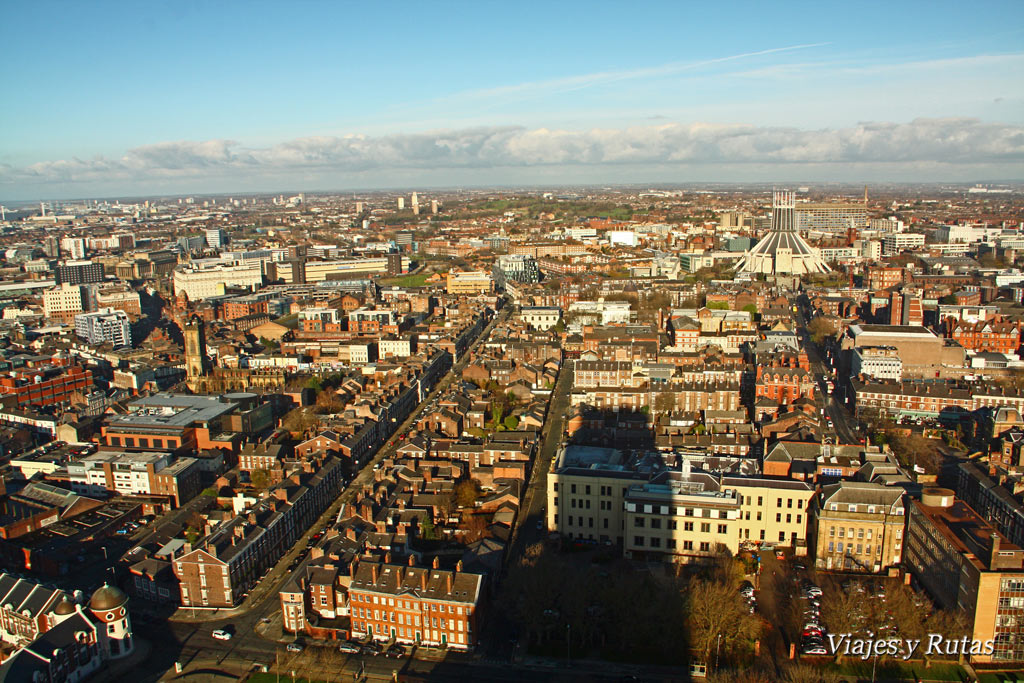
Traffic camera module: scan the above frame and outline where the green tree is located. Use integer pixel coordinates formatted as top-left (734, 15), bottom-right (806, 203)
top-left (305, 376), bottom-right (323, 392)
top-left (503, 415), bottom-right (519, 430)
top-left (455, 480), bottom-right (481, 508)
top-left (807, 316), bottom-right (837, 344)
top-left (419, 515), bottom-right (437, 540)
top-left (250, 468), bottom-right (271, 489)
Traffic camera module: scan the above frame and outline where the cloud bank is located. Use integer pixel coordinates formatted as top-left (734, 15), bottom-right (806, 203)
top-left (3, 118), bottom-right (1023, 192)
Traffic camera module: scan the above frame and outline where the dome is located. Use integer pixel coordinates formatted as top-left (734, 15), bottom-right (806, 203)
top-left (53, 598), bottom-right (76, 616)
top-left (89, 584), bottom-right (127, 611)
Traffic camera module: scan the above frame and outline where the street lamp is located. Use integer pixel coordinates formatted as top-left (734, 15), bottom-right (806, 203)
top-left (716, 633), bottom-right (722, 670)
top-left (566, 623), bottom-right (571, 665)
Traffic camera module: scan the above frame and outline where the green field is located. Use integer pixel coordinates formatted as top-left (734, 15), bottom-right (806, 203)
top-left (830, 660), bottom-right (967, 681)
top-left (379, 272), bottom-right (430, 287)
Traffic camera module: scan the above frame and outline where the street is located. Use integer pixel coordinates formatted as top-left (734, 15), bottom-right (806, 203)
top-left (136, 304), bottom-right (514, 681)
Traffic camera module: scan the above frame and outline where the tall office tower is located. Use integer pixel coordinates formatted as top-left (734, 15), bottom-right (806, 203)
top-left (55, 260), bottom-right (104, 286)
top-left (205, 228), bottom-right (227, 249)
top-left (397, 197), bottom-right (405, 210)
top-left (60, 237), bottom-right (87, 260)
top-left (735, 190), bottom-right (829, 276)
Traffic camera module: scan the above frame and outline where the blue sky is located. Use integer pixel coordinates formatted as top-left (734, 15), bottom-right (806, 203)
top-left (2, 0), bottom-right (1023, 199)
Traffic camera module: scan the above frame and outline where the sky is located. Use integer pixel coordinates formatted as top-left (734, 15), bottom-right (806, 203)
top-left (2, 0), bottom-right (1023, 200)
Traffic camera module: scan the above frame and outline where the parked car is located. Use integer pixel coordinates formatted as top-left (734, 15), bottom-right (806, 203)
top-left (361, 642), bottom-right (382, 656)
top-left (386, 644), bottom-right (405, 658)
top-left (287, 642), bottom-right (304, 653)
top-left (212, 629), bottom-right (232, 641)
top-left (338, 641), bottom-right (361, 654)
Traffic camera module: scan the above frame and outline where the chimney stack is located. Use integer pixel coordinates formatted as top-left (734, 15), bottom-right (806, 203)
top-left (432, 555), bottom-right (440, 569)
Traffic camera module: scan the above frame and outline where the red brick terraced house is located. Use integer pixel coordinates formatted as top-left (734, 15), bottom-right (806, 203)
top-left (348, 557), bottom-right (482, 650)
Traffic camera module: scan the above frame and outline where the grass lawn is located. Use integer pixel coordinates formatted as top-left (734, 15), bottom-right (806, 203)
top-left (249, 674), bottom-right (327, 683)
top-left (830, 660), bottom-right (966, 681)
top-left (378, 272), bottom-right (430, 287)
top-left (978, 673), bottom-right (1024, 683)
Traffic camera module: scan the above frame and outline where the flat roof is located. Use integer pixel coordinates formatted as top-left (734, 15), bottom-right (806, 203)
top-left (109, 394), bottom-right (238, 428)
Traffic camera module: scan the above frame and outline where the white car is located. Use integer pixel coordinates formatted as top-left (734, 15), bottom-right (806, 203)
top-left (211, 629), bottom-right (232, 641)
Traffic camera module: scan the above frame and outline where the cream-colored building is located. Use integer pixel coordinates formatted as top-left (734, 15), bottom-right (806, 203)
top-left (172, 261), bottom-right (264, 301)
top-left (547, 446), bottom-right (814, 560)
top-left (43, 284), bottom-right (92, 323)
top-left (379, 337), bottom-right (415, 359)
top-left (300, 257), bottom-right (409, 283)
top-left (813, 481), bottom-right (905, 573)
top-left (519, 306), bottom-right (561, 330)
top-left (725, 477), bottom-right (814, 549)
top-left (446, 271), bottom-right (493, 295)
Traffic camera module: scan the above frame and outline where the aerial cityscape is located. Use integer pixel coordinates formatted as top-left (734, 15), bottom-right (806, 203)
top-left (1, 2), bottom-right (1023, 683)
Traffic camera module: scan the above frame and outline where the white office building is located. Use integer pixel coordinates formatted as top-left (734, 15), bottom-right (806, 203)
top-left (75, 307), bottom-right (132, 347)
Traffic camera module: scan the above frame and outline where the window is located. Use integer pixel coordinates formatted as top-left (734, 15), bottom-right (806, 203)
top-left (787, 499), bottom-right (793, 509)
top-left (776, 513), bottom-right (782, 523)
top-left (668, 520), bottom-right (677, 530)
top-left (683, 541), bottom-right (693, 550)
top-left (634, 536), bottom-right (644, 546)
top-left (757, 496), bottom-right (763, 506)
top-left (699, 542), bottom-right (710, 552)
top-left (684, 522), bottom-right (694, 531)
top-left (571, 484), bottom-right (577, 494)
top-left (634, 518), bottom-right (645, 528)
top-left (777, 498), bottom-right (782, 508)
top-left (585, 485), bottom-right (591, 495)
top-left (786, 514), bottom-right (791, 524)
top-left (650, 537), bottom-right (661, 548)
top-left (717, 524), bottom-right (727, 534)
top-left (650, 519), bottom-right (661, 529)
top-left (756, 511), bottom-right (762, 521)
top-left (668, 539), bottom-right (677, 549)
top-left (701, 523), bottom-right (710, 533)
top-left (828, 542), bottom-right (834, 552)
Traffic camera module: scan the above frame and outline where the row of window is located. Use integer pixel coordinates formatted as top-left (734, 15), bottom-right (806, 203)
top-left (108, 435), bottom-right (180, 449)
top-left (351, 593), bottom-right (469, 615)
top-left (633, 536), bottom-right (711, 552)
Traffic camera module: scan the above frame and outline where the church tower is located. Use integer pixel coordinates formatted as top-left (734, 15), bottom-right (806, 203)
top-left (184, 316), bottom-right (209, 379)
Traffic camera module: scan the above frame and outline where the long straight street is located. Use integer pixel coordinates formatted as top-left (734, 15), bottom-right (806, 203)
top-left (138, 305), bottom-right (512, 681)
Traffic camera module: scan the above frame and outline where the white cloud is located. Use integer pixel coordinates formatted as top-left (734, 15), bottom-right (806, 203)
top-left (3, 118), bottom-right (1022, 189)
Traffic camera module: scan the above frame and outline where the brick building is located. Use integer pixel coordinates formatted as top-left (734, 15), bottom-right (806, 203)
top-left (348, 557), bottom-right (482, 650)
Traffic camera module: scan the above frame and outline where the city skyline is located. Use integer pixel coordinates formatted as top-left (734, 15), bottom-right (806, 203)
top-left (2, 1), bottom-right (1023, 199)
